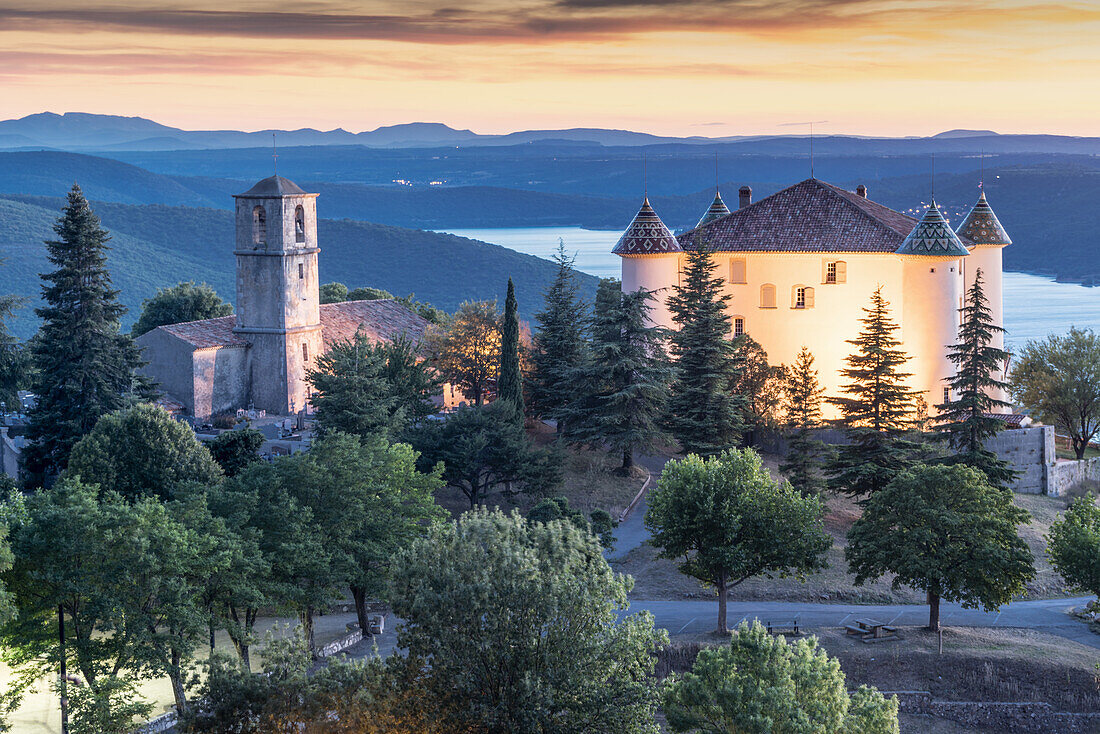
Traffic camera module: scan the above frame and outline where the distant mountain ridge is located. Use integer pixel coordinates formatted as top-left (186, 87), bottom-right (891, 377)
top-left (3, 111), bottom-right (1094, 154)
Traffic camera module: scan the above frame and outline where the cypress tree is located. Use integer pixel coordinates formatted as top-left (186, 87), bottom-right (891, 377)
top-left (529, 242), bottom-right (588, 432)
top-left (566, 280), bottom-right (673, 472)
top-left (667, 246), bottom-right (743, 455)
top-left (827, 287), bottom-right (921, 498)
top-left (935, 268), bottom-right (1017, 488)
top-left (497, 278), bottom-right (524, 417)
top-left (780, 346), bottom-right (829, 496)
top-left (23, 185), bottom-right (146, 484)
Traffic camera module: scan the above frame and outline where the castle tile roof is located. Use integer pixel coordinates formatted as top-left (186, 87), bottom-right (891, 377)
top-left (955, 192), bottom-right (1012, 246)
top-left (895, 201), bottom-right (971, 257)
top-left (235, 175), bottom-right (310, 198)
top-left (612, 198), bottom-right (682, 255)
top-left (157, 299), bottom-right (427, 351)
top-left (695, 191), bottom-right (731, 229)
top-left (678, 178), bottom-right (925, 254)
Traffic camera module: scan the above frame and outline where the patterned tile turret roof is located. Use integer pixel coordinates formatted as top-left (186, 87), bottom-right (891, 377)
top-left (695, 191), bottom-right (731, 229)
top-left (612, 198), bottom-right (682, 255)
top-left (895, 201), bottom-right (971, 257)
top-left (955, 192), bottom-right (1012, 247)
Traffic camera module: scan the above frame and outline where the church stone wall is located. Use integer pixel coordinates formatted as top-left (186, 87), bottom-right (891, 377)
top-left (137, 330), bottom-right (198, 414)
top-left (194, 346), bottom-right (250, 419)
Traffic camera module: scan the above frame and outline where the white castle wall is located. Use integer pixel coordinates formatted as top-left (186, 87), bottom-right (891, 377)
top-left (964, 245), bottom-right (1010, 408)
top-left (900, 254), bottom-right (965, 412)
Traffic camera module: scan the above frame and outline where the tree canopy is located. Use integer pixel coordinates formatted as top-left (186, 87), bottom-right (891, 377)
top-left (390, 507), bottom-right (666, 734)
top-left (131, 281), bottom-right (232, 337)
top-left (780, 347), bottom-right (829, 496)
top-left (428, 300), bottom-right (501, 406)
top-left (1010, 327), bottom-right (1100, 459)
top-left (646, 449), bottom-right (830, 633)
top-left (1047, 494), bottom-right (1100, 602)
top-left (663, 621), bottom-right (899, 734)
top-left (846, 464), bottom-right (1035, 631)
top-left (497, 278), bottom-right (525, 416)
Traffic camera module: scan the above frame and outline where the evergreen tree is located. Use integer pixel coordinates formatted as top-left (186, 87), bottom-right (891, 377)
top-left (780, 346), bottom-right (829, 496)
top-left (566, 281), bottom-right (672, 472)
top-left (935, 268), bottom-right (1017, 488)
top-left (666, 247), bottom-right (743, 455)
top-left (528, 243), bottom-right (589, 431)
top-left (827, 287), bottom-right (921, 498)
top-left (23, 186), bottom-right (147, 484)
top-left (497, 278), bottom-right (525, 417)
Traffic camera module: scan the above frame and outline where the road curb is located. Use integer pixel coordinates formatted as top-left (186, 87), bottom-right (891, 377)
top-left (619, 471), bottom-right (652, 524)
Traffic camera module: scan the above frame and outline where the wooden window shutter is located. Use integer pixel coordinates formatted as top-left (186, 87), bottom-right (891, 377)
top-left (805, 287), bottom-right (815, 308)
top-left (836, 261), bottom-right (847, 283)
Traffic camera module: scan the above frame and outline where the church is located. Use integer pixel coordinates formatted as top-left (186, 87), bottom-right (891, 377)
top-left (137, 175), bottom-right (428, 419)
top-left (614, 178), bottom-right (1012, 418)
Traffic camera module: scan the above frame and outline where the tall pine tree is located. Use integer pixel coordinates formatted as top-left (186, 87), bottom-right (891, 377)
top-left (667, 246), bottom-right (743, 455)
top-left (497, 278), bottom-right (525, 418)
top-left (23, 185), bottom-right (146, 484)
top-left (827, 287), bottom-right (921, 498)
top-left (566, 280), bottom-right (673, 472)
top-left (529, 242), bottom-right (588, 432)
top-left (780, 346), bottom-right (829, 496)
top-left (935, 268), bottom-right (1016, 488)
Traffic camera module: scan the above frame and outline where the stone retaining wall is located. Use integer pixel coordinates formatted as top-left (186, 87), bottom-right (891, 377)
top-left (1049, 456), bottom-right (1100, 498)
top-left (880, 691), bottom-right (1100, 733)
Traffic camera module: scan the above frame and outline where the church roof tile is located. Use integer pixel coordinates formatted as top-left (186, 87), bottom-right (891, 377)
top-left (234, 175), bottom-right (310, 198)
top-left (678, 178), bottom-right (936, 254)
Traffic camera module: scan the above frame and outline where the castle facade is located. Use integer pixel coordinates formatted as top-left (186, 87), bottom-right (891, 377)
top-left (615, 178), bottom-right (1011, 418)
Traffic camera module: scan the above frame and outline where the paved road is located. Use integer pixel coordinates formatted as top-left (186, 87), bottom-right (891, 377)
top-left (606, 452), bottom-right (668, 561)
top-left (628, 596), bottom-right (1100, 649)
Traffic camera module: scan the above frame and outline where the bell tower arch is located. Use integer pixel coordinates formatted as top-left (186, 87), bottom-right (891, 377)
top-left (232, 175), bottom-right (322, 415)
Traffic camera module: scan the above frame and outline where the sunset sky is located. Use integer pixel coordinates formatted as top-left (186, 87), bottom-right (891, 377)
top-left (3, 0), bottom-right (1099, 136)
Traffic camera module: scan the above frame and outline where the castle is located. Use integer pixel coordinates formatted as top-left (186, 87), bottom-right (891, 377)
top-left (614, 178), bottom-right (1011, 418)
top-left (137, 175), bottom-right (427, 419)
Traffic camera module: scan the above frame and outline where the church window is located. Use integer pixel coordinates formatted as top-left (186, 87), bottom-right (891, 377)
top-left (760, 284), bottom-right (776, 309)
top-left (302, 342), bottom-right (309, 361)
top-left (298, 263), bottom-right (304, 280)
top-left (295, 205), bottom-right (306, 243)
top-left (792, 285), bottom-right (814, 309)
top-left (729, 258), bottom-right (746, 284)
top-left (733, 317), bottom-right (745, 337)
top-left (824, 260), bottom-right (846, 284)
top-left (252, 206), bottom-right (266, 245)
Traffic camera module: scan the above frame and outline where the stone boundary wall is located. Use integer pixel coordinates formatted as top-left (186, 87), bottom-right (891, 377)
top-left (1050, 457), bottom-right (1100, 498)
top-left (880, 691), bottom-right (1100, 733)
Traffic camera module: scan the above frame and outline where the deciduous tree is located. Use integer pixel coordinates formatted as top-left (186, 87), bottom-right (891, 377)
top-left (645, 449), bottom-right (830, 633)
top-left (207, 428), bottom-right (265, 477)
top-left (565, 280), bottom-right (672, 472)
top-left (663, 620), bottom-right (899, 734)
top-left (428, 300), bottom-right (501, 406)
top-left (319, 282), bottom-right (349, 304)
top-left (23, 186), bottom-right (148, 484)
top-left (390, 507), bottom-right (666, 734)
top-left (846, 464), bottom-right (1034, 631)
top-left (731, 335), bottom-right (785, 447)
top-left (827, 287), bottom-right (921, 497)
top-left (131, 281), bottom-right (232, 337)
top-left (666, 247), bottom-right (743, 455)
top-left (1047, 495), bottom-right (1100, 603)
top-left (1010, 326), bottom-right (1100, 459)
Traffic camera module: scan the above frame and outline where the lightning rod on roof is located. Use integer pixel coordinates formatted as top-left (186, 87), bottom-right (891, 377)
top-left (779, 120), bottom-right (828, 179)
top-left (272, 132), bottom-right (278, 175)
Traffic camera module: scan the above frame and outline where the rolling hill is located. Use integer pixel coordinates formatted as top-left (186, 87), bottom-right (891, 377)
top-left (0, 196), bottom-right (598, 339)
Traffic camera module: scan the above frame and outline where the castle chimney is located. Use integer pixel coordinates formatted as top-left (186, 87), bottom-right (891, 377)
top-left (739, 185), bottom-right (752, 208)
top-left (856, 184), bottom-right (868, 198)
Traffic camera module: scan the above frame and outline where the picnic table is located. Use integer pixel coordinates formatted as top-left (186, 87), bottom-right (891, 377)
top-left (844, 617), bottom-right (901, 643)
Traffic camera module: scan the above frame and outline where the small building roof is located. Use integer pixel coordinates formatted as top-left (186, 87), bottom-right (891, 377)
top-left (695, 191), bottom-right (731, 229)
top-left (234, 175), bottom-right (310, 198)
top-left (955, 192), bottom-right (1012, 246)
top-left (895, 201), bottom-right (971, 257)
top-left (155, 299), bottom-right (427, 351)
top-left (612, 198), bottom-right (682, 255)
top-left (678, 178), bottom-right (925, 253)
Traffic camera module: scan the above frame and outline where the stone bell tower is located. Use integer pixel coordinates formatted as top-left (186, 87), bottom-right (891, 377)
top-left (232, 175), bottom-right (322, 415)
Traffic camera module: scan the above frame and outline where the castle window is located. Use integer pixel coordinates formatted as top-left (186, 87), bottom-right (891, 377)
top-left (792, 285), bottom-right (814, 309)
top-left (930, 267), bottom-right (936, 273)
top-left (295, 205), bottom-right (305, 243)
top-left (729, 258), bottom-right (746, 284)
top-left (733, 317), bottom-right (745, 337)
top-left (824, 260), bottom-right (846, 284)
top-left (302, 342), bottom-right (309, 361)
top-left (760, 284), bottom-right (776, 309)
top-left (943, 387), bottom-right (951, 405)
top-left (252, 205), bottom-right (266, 245)
top-left (298, 263), bottom-right (304, 280)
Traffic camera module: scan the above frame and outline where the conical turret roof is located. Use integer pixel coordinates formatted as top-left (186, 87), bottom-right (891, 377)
top-left (612, 198), bottom-right (682, 255)
top-left (955, 192), bottom-right (1011, 246)
top-left (695, 191), bottom-right (731, 229)
top-left (895, 201), bottom-right (970, 257)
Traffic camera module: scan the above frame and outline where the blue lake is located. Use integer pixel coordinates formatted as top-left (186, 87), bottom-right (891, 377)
top-left (437, 226), bottom-right (1100, 350)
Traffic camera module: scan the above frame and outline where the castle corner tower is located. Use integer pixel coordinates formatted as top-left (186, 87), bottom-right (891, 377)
top-left (614, 198), bottom-right (682, 329)
top-left (232, 175), bottom-right (322, 415)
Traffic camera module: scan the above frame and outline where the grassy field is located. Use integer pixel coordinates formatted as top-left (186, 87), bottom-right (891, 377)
top-left (659, 625), bottom-right (1100, 732)
top-left (617, 453), bottom-right (1078, 604)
